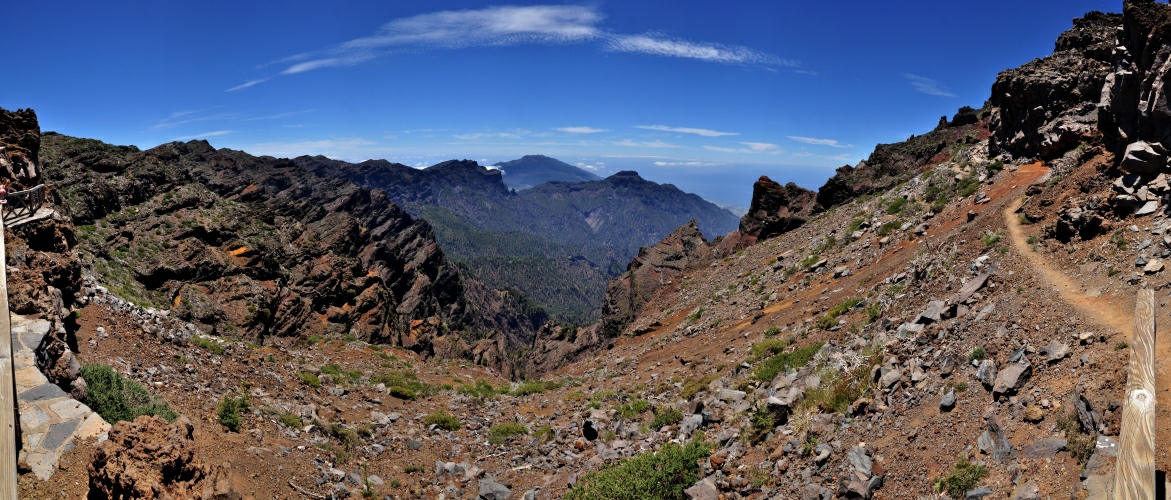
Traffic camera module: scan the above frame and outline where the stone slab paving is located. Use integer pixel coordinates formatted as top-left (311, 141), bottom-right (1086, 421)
top-left (12, 314), bottom-right (109, 480)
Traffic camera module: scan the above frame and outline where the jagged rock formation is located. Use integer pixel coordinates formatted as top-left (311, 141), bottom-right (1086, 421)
top-left (0, 107), bottom-right (42, 185)
top-left (88, 415), bottom-right (239, 499)
top-left (40, 133), bottom-right (543, 370)
top-left (1101, 1), bottom-right (1171, 153)
top-left (598, 220), bottom-right (713, 338)
top-left (989, 11), bottom-right (1118, 159)
top-left (738, 176), bottom-right (818, 243)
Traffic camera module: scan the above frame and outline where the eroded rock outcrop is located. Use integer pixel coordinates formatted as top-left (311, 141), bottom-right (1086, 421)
top-left (0, 107), bottom-right (42, 184)
top-left (88, 415), bottom-right (239, 499)
top-left (1101, 1), bottom-right (1171, 153)
top-left (989, 11), bottom-right (1118, 159)
top-left (598, 220), bottom-right (712, 337)
top-left (738, 176), bottom-right (818, 243)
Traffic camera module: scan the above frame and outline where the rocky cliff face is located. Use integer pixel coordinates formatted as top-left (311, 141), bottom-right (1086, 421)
top-left (39, 133), bottom-right (542, 370)
top-left (737, 176), bottom-right (818, 244)
top-left (598, 220), bottom-right (713, 338)
top-left (989, 11), bottom-right (1118, 159)
top-left (1101, 1), bottom-right (1171, 154)
top-left (0, 107), bottom-right (42, 185)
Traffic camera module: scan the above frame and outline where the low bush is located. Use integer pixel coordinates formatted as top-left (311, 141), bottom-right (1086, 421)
top-left (617, 400), bottom-right (651, 420)
top-left (565, 440), bottom-right (712, 500)
top-left (680, 374), bottom-right (719, 401)
top-left (753, 342), bottom-right (824, 382)
top-left (298, 371), bottom-right (321, 388)
top-left (217, 391), bottom-right (250, 432)
top-left (488, 422), bottom-right (529, 445)
top-left (933, 457), bottom-right (987, 499)
top-left (423, 411), bottom-right (461, 431)
top-left (649, 407), bottom-right (683, 429)
top-left (190, 335), bottom-right (224, 355)
top-left (80, 363), bottom-right (178, 424)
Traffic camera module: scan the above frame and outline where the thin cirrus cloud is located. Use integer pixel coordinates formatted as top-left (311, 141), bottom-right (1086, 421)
top-left (904, 74), bottom-right (956, 97)
top-left (230, 5), bottom-right (796, 90)
top-left (614, 139), bottom-right (680, 148)
top-left (556, 126), bottom-right (607, 134)
top-left (171, 130), bottom-right (233, 141)
top-left (634, 125), bottom-right (738, 137)
top-left (702, 142), bottom-right (780, 154)
top-left (787, 136), bottom-right (854, 148)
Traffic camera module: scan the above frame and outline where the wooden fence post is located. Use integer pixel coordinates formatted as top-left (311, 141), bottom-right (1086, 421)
top-left (1114, 288), bottom-right (1157, 499)
top-left (0, 213), bottom-right (17, 498)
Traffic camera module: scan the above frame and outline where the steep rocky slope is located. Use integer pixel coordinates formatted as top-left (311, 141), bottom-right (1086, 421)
top-left (38, 133), bottom-right (544, 371)
top-left (296, 155), bottom-right (739, 323)
top-left (21, 2), bottom-right (1171, 498)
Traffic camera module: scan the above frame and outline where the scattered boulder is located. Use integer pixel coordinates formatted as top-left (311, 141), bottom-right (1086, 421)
top-left (1021, 438), bottom-right (1067, 459)
top-left (478, 478), bottom-right (513, 500)
top-left (1119, 141), bottom-right (1167, 174)
top-left (977, 416), bottom-right (1015, 463)
top-left (940, 390), bottom-right (956, 412)
top-left (975, 360), bottom-right (997, 388)
top-left (992, 362), bottom-right (1032, 397)
top-left (1040, 340), bottom-right (1069, 363)
top-left (684, 476), bottom-right (720, 500)
top-left (88, 415), bottom-right (239, 499)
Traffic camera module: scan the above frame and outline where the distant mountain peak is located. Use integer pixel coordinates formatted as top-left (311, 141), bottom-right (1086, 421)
top-left (494, 154), bottom-right (601, 190)
top-left (610, 170), bottom-right (641, 178)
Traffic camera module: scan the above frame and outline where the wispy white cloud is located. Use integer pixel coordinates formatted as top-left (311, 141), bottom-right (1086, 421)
top-left (614, 139), bottom-right (680, 148)
top-left (556, 126), bottom-right (607, 134)
top-left (904, 74), bottom-right (955, 97)
top-left (634, 125), bottom-right (737, 137)
top-left (452, 129), bottom-right (531, 141)
top-left (702, 142), bottom-right (781, 154)
top-left (172, 130), bottom-right (233, 141)
top-left (230, 5), bottom-right (796, 90)
top-left (653, 161), bottom-right (726, 167)
top-left (575, 162), bottom-right (601, 171)
top-left (787, 136), bottom-right (853, 148)
top-left (244, 109), bottom-right (317, 121)
top-left (606, 33), bottom-right (797, 66)
top-left (150, 110), bottom-right (235, 130)
top-left (226, 78), bottom-right (271, 92)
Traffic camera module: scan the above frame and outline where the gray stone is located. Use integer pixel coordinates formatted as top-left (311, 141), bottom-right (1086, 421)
top-left (1136, 200), bottom-right (1160, 216)
top-left (1040, 340), bottom-right (1069, 363)
top-left (965, 487), bottom-right (994, 499)
top-left (940, 390), bottom-right (956, 411)
top-left (895, 322), bottom-right (924, 337)
top-left (717, 389), bottom-right (746, 402)
top-left (977, 416), bottom-right (1014, 463)
top-left (1013, 482), bottom-right (1041, 500)
top-left (975, 360), bottom-right (997, 387)
top-left (684, 477), bottom-right (719, 500)
top-left (406, 440), bottom-right (422, 450)
top-left (879, 369), bottom-right (902, 389)
top-left (18, 383), bottom-right (67, 402)
top-left (40, 417), bottom-right (80, 452)
top-left (916, 300), bottom-right (954, 324)
top-left (1094, 435), bottom-right (1119, 457)
top-left (680, 414), bottom-right (704, 436)
top-left (20, 405), bottom-right (50, 431)
top-left (1120, 141), bottom-right (1167, 174)
top-left (366, 475), bottom-right (383, 486)
top-left (846, 445), bottom-right (872, 477)
top-left (479, 478), bottom-right (513, 500)
top-left (1144, 258), bottom-right (1164, 273)
top-left (992, 363), bottom-right (1031, 396)
top-left (1021, 437), bottom-right (1066, 459)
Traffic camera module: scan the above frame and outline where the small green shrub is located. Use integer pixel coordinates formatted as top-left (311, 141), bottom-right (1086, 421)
top-left (878, 221), bottom-right (901, 236)
top-left (329, 423), bottom-right (361, 448)
top-left (1115, 341), bottom-right (1130, 351)
top-left (650, 407), bottom-right (683, 429)
top-left (967, 347), bottom-right (985, 362)
top-left (956, 177), bottom-right (980, 197)
top-left (279, 413), bottom-right (303, 429)
top-left (763, 326), bottom-right (781, 337)
top-left (534, 425), bottom-right (555, 443)
top-left (488, 422), bottom-right (529, 445)
top-left (617, 400), bottom-right (651, 419)
top-left (753, 342), bottom-right (824, 382)
top-left (217, 391), bottom-right (250, 432)
top-left (741, 404), bottom-right (774, 444)
top-left (423, 411), bottom-right (461, 431)
top-left (80, 364), bottom-right (178, 424)
top-left (564, 440), bottom-right (712, 500)
top-left (932, 457), bottom-right (988, 499)
top-left (885, 197), bottom-right (908, 215)
top-left (190, 335), bottom-right (224, 355)
top-left (748, 338), bottom-right (791, 361)
top-left (816, 297), bottom-right (863, 329)
top-left (388, 386), bottom-right (417, 400)
top-left (680, 374), bottom-right (719, 401)
top-left (298, 371), bottom-right (321, 388)
top-left (458, 380), bottom-right (498, 401)
top-left (980, 230), bottom-right (1001, 247)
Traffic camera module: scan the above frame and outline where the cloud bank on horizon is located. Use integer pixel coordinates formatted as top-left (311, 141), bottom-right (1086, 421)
top-left (230, 5), bottom-right (798, 91)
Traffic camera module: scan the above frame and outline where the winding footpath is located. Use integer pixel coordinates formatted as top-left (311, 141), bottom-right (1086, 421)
top-left (1004, 191), bottom-right (1171, 485)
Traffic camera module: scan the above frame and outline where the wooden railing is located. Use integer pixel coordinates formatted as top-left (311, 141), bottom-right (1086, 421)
top-left (0, 209), bottom-right (17, 497)
top-left (1114, 288), bottom-right (1157, 498)
top-left (1, 184), bottom-right (46, 221)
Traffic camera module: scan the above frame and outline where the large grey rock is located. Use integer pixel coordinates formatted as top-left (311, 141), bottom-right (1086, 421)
top-left (965, 488), bottom-right (994, 500)
top-left (977, 416), bottom-right (1014, 463)
top-left (879, 369), bottom-right (902, 389)
top-left (1021, 437), bottom-right (1067, 459)
top-left (940, 390), bottom-right (956, 411)
top-left (916, 300), bottom-right (954, 324)
top-left (847, 444), bottom-right (872, 477)
top-left (1013, 482), bottom-right (1041, 500)
top-left (479, 478), bottom-right (512, 500)
top-left (992, 363), bottom-right (1031, 396)
top-left (975, 360), bottom-right (997, 388)
top-left (1120, 141), bottom-right (1167, 174)
top-left (1040, 340), bottom-right (1069, 363)
top-left (684, 477), bottom-right (719, 500)
top-left (680, 413), bottom-right (704, 436)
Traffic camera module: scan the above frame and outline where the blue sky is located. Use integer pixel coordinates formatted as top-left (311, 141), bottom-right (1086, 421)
top-left (4, 1), bottom-right (1117, 206)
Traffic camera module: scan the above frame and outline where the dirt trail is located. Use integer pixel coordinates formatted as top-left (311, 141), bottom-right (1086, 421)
top-left (1004, 194), bottom-right (1171, 472)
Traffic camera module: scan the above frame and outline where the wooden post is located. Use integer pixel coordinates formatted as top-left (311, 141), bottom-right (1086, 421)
top-left (1114, 288), bottom-right (1157, 499)
top-left (0, 213), bottom-right (16, 498)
